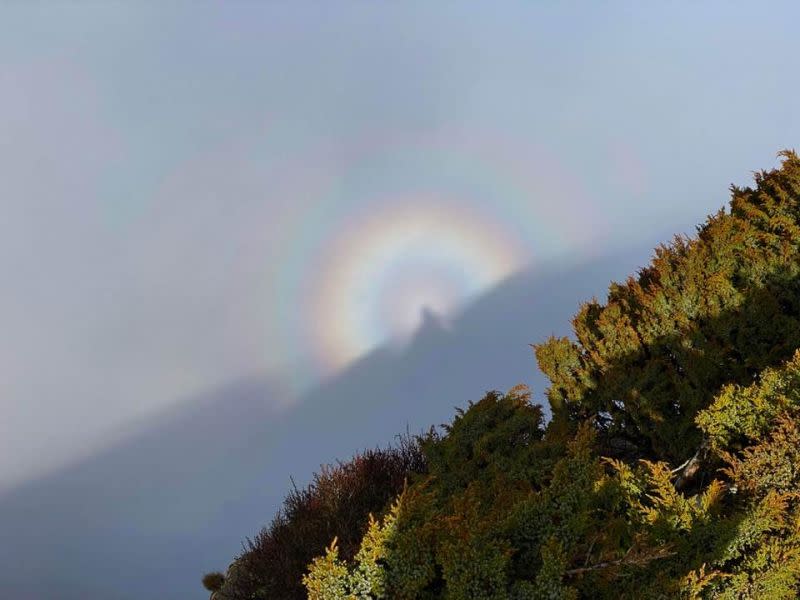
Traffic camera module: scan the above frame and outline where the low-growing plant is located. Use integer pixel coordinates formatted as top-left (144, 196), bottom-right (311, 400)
top-left (217, 435), bottom-right (426, 599)
top-left (201, 571), bottom-right (226, 592)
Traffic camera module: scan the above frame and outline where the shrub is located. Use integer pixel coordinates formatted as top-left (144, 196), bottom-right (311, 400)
top-left (201, 571), bottom-right (226, 592)
top-left (218, 436), bottom-right (426, 599)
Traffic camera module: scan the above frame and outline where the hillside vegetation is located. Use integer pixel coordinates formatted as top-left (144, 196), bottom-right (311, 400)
top-left (206, 151), bottom-right (800, 598)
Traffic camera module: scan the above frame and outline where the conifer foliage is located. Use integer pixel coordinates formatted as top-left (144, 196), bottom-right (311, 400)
top-left (536, 151), bottom-right (800, 462)
top-left (207, 152), bottom-right (800, 598)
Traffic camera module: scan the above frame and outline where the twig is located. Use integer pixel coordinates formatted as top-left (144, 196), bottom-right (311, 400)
top-left (565, 549), bottom-right (675, 577)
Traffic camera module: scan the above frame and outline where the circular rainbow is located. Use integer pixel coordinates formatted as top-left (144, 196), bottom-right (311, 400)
top-left (308, 197), bottom-right (526, 370)
top-left (265, 128), bottom-right (611, 383)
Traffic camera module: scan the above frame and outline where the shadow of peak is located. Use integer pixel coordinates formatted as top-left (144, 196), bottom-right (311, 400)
top-left (0, 241), bottom-right (664, 600)
top-left (407, 305), bottom-right (450, 343)
top-left (419, 305), bottom-right (444, 329)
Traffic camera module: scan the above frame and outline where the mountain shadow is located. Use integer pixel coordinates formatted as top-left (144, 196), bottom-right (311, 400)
top-left (0, 243), bottom-right (658, 599)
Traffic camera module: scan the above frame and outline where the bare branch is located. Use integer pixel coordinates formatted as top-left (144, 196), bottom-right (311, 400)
top-left (565, 548), bottom-right (675, 577)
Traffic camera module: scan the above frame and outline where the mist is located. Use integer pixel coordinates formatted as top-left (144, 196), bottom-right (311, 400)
top-left (1, 2), bottom-right (799, 597)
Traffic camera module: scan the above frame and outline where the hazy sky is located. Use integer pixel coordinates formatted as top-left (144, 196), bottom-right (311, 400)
top-left (2, 2), bottom-right (799, 489)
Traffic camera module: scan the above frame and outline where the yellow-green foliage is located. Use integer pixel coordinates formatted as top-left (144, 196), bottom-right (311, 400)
top-left (679, 352), bottom-right (800, 598)
top-left (303, 498), bottom-right (401, 600)
top-left (303, 539), bottom-right (350, 600)
top-left (697, 350), bottom-right (800, 451)
top-left (593, 351), bottom-right (800, 599)
top-left (652, 349), bottom-right (800, 597)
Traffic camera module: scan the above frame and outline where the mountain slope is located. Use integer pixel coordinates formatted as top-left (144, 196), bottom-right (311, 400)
top-left (0, 246), bottom-right (657, 599)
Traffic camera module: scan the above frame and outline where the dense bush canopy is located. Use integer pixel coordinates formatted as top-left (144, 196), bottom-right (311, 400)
top-left (537, 151), bottom-right (800, 462)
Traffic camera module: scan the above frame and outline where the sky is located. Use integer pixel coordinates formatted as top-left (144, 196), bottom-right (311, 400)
top-left (1, 2), bottom-right (799, 491)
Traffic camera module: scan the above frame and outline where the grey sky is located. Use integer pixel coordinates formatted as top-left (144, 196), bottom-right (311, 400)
top-left (2, 2), bottom-right (799, 490)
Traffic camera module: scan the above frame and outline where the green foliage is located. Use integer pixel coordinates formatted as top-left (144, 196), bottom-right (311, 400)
top-left (623, 351), bottom-right (800, 599)
top-left (422, 385), bottom-right (549, 494)
top-left (304, 389), bottom-right (612, 598)
top-left (688, 414), bottom-right (800, 598)
top-left (529, 538), bottom-right (577, 600)
top-left (535, 151), bottom-right (800, 461)
top-left (380, 387), bottom-right (546, 598)
top-left (697, 350), bottom-right (800, 452)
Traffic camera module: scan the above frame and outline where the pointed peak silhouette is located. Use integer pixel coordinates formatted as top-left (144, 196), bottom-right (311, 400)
top-left (0, 244), bottom-right (660, 600)
top-left (419, 305), bottom-right (446, 330)
top-left (404, 305), bottom-right (451, 348)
